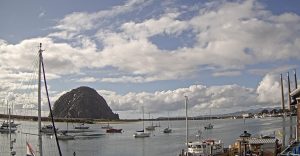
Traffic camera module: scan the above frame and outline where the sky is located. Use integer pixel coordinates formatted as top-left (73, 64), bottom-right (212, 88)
top-left (0, 0), bottom-right (300, 119)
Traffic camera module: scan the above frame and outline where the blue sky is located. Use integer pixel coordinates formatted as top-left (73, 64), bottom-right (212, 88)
top-left (0, 0), bottom-right (300, 119)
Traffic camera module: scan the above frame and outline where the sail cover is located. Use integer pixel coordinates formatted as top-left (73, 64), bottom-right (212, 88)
top-left (26, 142), bottom-right (36, 156)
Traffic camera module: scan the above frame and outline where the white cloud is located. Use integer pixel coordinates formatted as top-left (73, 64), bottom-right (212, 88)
top-left (3, 0), bottom-right (300, 85)
top-left (38, 11), bottom-right (45, 18)
top-left (256, 73), bottom-right (286, 105)
top-left (92, 0), bottom-right (300, 82)
top-left (248, 65), bottom-right (299, 76)
top-left (50, 0), bottom-right (150, 39)
top-left (121, 12), bottom-right (188, 39)
top-left (212, 71), bottom-right (241, 77)
top-left (77, 77), bottom-right (98, 83)
top-left (99, 84), bottom-right (261, 117)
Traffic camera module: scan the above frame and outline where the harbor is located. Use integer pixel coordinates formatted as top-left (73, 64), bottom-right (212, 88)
top-left (0, 116), bottom-right (296, 156)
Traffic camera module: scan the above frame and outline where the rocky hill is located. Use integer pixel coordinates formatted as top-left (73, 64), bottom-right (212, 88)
top-left (51, 86), bottom-right (119, 119)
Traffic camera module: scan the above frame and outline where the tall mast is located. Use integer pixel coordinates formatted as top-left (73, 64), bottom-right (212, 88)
top-left (38, 43), bottom-right (43, 156)
top-left (9, 108), bottom-right (12, 154)
top-left (6, 100), bottom-right (9, 122)
top-left (295, 69), bottom-right (298, 89)
top-left (287, 72), bottom-right (293, 141)
top-left (142, 106), bottom-right (145, 131)
top-left (167, 112), bottom-right (170, 128)
top-left (281, 74), bottom-right (285, 112)
top-left (287, 72), bottom-right (292, 111)
top-left (280, 74), bottom-right (286, 147)
top-left (185, 96), bottom-right (189, 148)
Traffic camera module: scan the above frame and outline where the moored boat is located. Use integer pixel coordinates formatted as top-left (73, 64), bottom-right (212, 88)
top-left (57, 133), bottom-right (75, 140)
top-left (163, 112), bottom-right (172, 133)
top-left (106, 128), bottom-right (122, 133)
top-left (187, 139), bottom-right (224, 156)
top-left (133, 130), bottom-right (150, 138)
top-left (1, 121), bottom-right (20, 128)
top-left (163, 127), bottom-right (172, 133)
top-left (0, 125), bottom-right (17, 133)
top-left (41, 124), bottom-right (58, 134)
top-left (74, 123), bottom-right (89, 129)
top-left (145, 125), bottom-right (155, 131)
top-left (204, 123), bottom-right (214, 130)
top-left (133, 106), bottom-right (151, 138)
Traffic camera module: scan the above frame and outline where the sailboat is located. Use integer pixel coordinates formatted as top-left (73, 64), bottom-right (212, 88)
top-left (101, 121), bottom-right (112, 129)
top-left (163, 112), bottom-right (172, 133)
top-left (1, 108), bottom-right (17, 155)
top-left (1, 100), bottom-right (20, 129)
top-left (133, 106), bottom-right (150, 138)
top-left (204, 109), bottom-right (214, 130)
top-left (57, 114), bottom-right (75, 140)
top-left (41, 124), bottom-right (58, 135)
top-left (145, 113), bottom-right (155, 131)
top-left (74, 123), bottom-right (89, 129)
top-left (0, 104), bottom-right (17, 133)
top-left (57, 131), bottom-right (75, 140)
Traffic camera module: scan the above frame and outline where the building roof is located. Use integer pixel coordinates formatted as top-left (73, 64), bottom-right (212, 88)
top-left (248, 138), bottom-right (277, 144)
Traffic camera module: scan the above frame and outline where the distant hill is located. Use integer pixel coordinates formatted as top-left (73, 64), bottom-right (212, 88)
top-left (220, 107), bottom-right (281, 117)
top-left (157, 107), bottom-right (281, 120)
top-left (51, 86), bottom-right (119, 119)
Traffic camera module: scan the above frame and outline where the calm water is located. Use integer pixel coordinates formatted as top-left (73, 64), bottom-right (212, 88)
top-left (0, 117), bottom-right (296, 156)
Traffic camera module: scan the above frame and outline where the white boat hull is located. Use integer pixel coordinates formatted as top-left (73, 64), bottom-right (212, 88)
top-left (133, 132), bottom-right (150, 138)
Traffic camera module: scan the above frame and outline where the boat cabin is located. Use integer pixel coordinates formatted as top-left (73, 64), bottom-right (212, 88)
top-left (187, 139), bottom-right (224, 156)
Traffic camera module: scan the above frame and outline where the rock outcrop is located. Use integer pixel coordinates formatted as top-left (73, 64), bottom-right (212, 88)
top-left (51, 86), bottom-right (119, 119)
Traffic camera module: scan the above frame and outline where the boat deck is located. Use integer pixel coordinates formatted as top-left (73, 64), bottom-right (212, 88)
top-left (280, 141), bottom-right (300, 155)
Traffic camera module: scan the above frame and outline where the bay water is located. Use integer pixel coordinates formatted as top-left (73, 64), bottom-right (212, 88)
top-left (0, 117), bottom-right (295, 156)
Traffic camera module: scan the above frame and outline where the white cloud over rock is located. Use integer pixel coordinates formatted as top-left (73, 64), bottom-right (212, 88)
top-left (98, 80), bottom-right (280, 118)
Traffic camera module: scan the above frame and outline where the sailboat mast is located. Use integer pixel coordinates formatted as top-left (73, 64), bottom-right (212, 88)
top-left (185, 96), bottom-right (188, 148)
top-left (6, 100), bottom-right (8, 122)
top-left (38, 43), bottom-right (43, 156)
top-left (168, 112), bottom-right (170, 128)
top-left (280, 74), bottom-right (286, 148)
top-left (142, 106), bottom-right (145, 131)
top-left (9, 108), bottom-right (12, 153)
top-left (294, 69), bottom-right (298, 89)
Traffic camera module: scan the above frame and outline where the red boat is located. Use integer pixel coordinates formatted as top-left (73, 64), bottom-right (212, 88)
top-left (106, 128), bottom-right (123, 133)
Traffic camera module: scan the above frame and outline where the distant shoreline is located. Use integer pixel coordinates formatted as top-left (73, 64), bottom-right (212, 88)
top-left (0, 113), bottom-right (287, 124)
top-left (0, 114), bottom-right (139, 124)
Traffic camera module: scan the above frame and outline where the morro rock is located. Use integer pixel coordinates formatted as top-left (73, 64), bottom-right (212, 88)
top-left (51, 86), bottom-right (119, 119)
